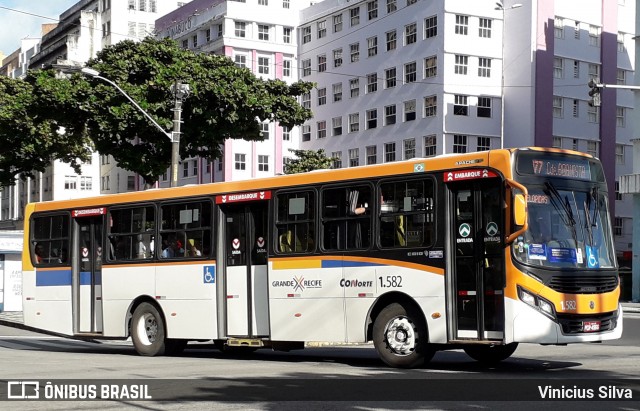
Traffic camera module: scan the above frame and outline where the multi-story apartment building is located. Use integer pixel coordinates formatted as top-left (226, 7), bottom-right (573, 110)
top-left (297, 0), bottom-right (634, 261)
top-left (154, 0), bottom-right (314, 185)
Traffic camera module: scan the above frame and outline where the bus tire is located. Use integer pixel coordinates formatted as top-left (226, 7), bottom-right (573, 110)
top-left (464, 343), bottom-right (518, 364)
top-left (373, 302), bottom-right (434, 368)
top-left (131, 302), bottom-right (167, 356)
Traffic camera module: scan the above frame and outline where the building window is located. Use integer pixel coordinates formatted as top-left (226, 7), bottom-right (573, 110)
top-left (333, 83), bottom-right (342, 102)
top-left (367, 0), bottom-right (378, 20)
top-left (235, 55), bottom-right (247, 68)
top-left (235, 154), bottom-right (246, 170)
top-left (554, 17), bottom-right (564, 39)
top-left (367, 36), bottom-right (378, 57)
top-left (257, 57), bottom-right (270, 74)
top-left (259, 0), bottom-right (268, 5)
top-left (455, 55), bottom-right (468, 75)
top-left (367, 73), bottom-right (378, 93)
top-left (350, 43), bottom-right (360, 62)
top-left (385, 67), bottom-right (396, 88)
top-left (258, 24), bottom-right (270, 41)
top-left (385, 104), bottom-right (396, 125)
top-left (404, 99), bottom-right (416, 121)
top-left (235, 21), bottom-right (246, 37)
top-left (65, 176), bottom-right (77, 190)
top-left (332, 151), bottom-right (343, 169)
top-left (350, 7), bottom-right (360, 27)
top-left (453, 135), bottom-right (467, 153)
top-left (614, 217), bottom-right (623, 236)
top-left (455, 15), bottom-right (468, 35)
top-left (332, 117), bottom-right (343, 136)
top-left (255, 155), bottom-right (268, 172)
top-left (552, 137), bottom-right (562, 148)
top-left (260, 122), bottom-right (270, 140)
top-left (479, 18), bottom-right (492, 38)
top-left (317, 20), bottom-right (327, 38)
top-left (301, 93), bottom-right (311, 109)
top-left (349, 148), bottom-right (359, 167)
top-left (477, 137), bottom-right (491, 151)
top-left (283, 59), bottom-right (291, 77)
top-left (387, 0), bottom-right (397, 13)
top-left (366, 109), bottom-right (378, 129)
top-left (350, 79), bottom-right (360, 98)
top-left (317, 121), bottom-right (327, 139)
top-left (283, 0), bottom-right (290, 8)
top-left (404, 138), bottom-right (416, 160)
top-left (572, 139), bottom-right (579, 151)
top-left (617, 69), bottom-right (626, 85)
top-left (424, 55), bottom-right (437, 78)
top-left (424, 135), bottom-right (437, 157)
top-left (573, 60), bottom-right (580, 78)
top-left (572, 99), bottom-right (579, 118)
top-left (424, 95), bottom-right (437, 117)
top-left (478, 58), bottom-right (491, 77)
top-left (302, 26), bottom-right (311, 43)
top-left (454, 95), bottom-right (468, 116)
top-left (80, 176), bottom-right (92, 190)
top-left (302, 125), bottom-right (311, 141)
top-left (384, 142), bottom-right (396, 162)
top-left (317, 87), bottom-right (327, 106)
top-left (617, 106), bottom-right (625, 127)
top-left (333, 14), bottom-right (343, 32)
top-left (587, 105), bottom-right (599, 123)
top-left (282, 126), bottom-right (291, 141)
top-left (618, 32), bottom-right (625, 52)
top-left (616, 144), bottom-right (625, 164)
top-left (588, 63), bottom-right (600, 81)
top-left (386, 30), bottom-right (397, 51)
top-left (404, 61), bottom-right (416, 83)
top-left (615, 181), bottom-right (622, 201)
top-left (553, 96), bottom-right (563, 118)
top-left (589, 25), bottom-right (600, 47)
top-left (366, 145), bottom-right (377, 165)
top-left (183, 162), bottom-right (189, 178)
top-left (587, 141), bottom-right (598, 157)
top-left (205, 28), bottom-right (211, 42)
top-left (349, 113), bottom-right (360, 132)
top-left (554, 57), bottom-right (563, 78)
top-left (477, 97), bottom-right (491, 118)
top-left (283, 27), bottom-right (292, 43)
top-left (405, 23), bottom-right (417, 45)
top-left (302, 59), bottom-right (311, 77)
top-left (318, 54), bottom-right (327, 72)
top-left (333, 48), bottom-right (343, 67)
top-left (425, 15), bottom-right (437, 38)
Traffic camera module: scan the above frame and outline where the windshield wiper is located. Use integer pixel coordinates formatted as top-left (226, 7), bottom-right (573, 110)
top-left (544, 182), bottom-right (575, 227)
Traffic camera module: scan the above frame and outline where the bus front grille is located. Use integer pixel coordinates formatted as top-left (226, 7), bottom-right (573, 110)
top-left (547, 275), bottom-right (618, 294)
top-left (556, 312), bottom-right (618, 335)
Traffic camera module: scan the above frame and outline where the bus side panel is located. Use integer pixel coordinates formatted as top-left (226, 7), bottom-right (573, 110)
top-left (101, 265), bottom-right (155, 337)
top-left (22, 268), bottom-right (74, 335)
top-left (156, 263), bottom-right (218, 340)
top-left (269, 260), bottom-right (345, 342)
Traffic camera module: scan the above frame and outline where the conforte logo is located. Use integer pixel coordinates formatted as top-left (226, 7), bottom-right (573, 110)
top-left (340, 279), bottom-right (373, 288)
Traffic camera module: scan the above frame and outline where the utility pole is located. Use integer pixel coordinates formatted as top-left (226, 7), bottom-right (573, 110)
top-left (170, 82), bottom-right (190, 188)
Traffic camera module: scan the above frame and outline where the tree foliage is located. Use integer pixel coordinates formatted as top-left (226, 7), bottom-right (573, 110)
top-left (0, 37), bottom-right (314, 187)
top-left (283, 149), bottom-right (332, 174)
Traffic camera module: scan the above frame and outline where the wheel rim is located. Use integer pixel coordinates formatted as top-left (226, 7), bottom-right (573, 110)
top-left (136, 312), bottom-right (158, 345)
top-left (384, 316), bottom-right (416, 356)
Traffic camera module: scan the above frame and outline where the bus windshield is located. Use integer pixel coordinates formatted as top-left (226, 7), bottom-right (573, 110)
top-left (513, 182), bottom-right (615, 269)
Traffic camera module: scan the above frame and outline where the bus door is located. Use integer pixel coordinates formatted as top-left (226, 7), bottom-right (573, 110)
top-left (221, 201), bottom-right (270, 337)
top-left (446, 172), bottom-right (504, 341)
top-left (74, 211), bottom-right (104, 334)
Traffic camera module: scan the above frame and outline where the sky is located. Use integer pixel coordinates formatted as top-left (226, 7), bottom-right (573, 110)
top-left (0, 0), bottom-right (79, 55)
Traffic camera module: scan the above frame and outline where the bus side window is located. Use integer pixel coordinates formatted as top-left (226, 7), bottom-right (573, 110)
top-left (276, 190), bottom-right (316, 254)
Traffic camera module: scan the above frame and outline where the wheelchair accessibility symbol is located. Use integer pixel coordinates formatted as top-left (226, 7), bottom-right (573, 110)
top-left (203, 266), bottom-right (216, 284)
top-left (586, 246), bottom-right (599, 268)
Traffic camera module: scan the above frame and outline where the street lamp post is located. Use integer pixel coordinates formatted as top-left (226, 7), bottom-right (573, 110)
top-left (495, 2), bottom-right (522, 149)
top-left (80, 67), bottom-right (189, 188)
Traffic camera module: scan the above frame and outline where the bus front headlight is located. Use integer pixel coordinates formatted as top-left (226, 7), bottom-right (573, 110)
top-left (517, 286), bottom-right (556, 320)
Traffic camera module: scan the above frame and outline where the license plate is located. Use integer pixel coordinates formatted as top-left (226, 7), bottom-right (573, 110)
top-left (583, 321), bottom-right (601, 332)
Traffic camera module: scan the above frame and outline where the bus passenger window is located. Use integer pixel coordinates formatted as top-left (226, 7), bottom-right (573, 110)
top-left (276, 190), bottom-right (316, 254)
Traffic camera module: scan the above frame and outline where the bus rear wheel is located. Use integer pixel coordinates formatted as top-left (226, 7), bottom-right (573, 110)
top-left (373, 303), bottom-right (434, 368)
top-left (131, 302), bottom-right (167, 356)
top-left (463, 343), bottom-right (518, 364)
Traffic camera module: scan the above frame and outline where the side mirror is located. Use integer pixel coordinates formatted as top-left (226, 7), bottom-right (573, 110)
top-left (513, 193), bottom-right (527, 226)
top-left (505, 180), bottom-right (528, 244)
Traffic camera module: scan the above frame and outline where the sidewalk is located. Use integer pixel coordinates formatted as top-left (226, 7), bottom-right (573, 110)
top-left (1, 303), bottom-right (639, 328)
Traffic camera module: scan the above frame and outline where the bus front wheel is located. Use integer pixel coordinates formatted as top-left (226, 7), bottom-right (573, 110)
top-left (463, 343), bottom-right (518, 364)
top-left (373, 303), bottom-right (434, 368)
top-left (131, 302), bottom-right (167, 356)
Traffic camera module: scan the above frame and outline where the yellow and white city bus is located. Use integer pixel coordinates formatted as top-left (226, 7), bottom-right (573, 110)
top-left (22, 147), bottom-right (622, 368)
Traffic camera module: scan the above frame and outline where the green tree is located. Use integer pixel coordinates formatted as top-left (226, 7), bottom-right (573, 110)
top-left (79, 37), bottom-right (313, 185)
top-left (0, 73), bottom-right (91, 188)
top-left (283, 149), bottom-right (332, 174)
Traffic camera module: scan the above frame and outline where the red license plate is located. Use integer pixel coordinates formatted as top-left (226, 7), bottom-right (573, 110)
top-left (583, 321), bottom-right (601, 332)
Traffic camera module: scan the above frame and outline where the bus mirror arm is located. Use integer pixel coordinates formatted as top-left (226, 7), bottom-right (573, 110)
top-left (505, 179), bottom-right (528, 245)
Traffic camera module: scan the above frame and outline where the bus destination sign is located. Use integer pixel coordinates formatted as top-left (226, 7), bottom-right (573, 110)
top-left (531, 158), bottom-right (591, 180)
